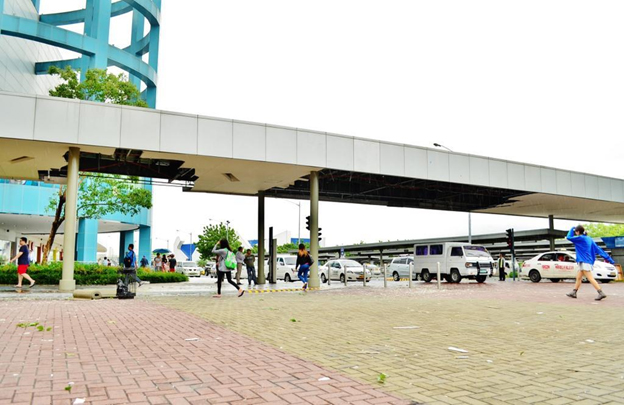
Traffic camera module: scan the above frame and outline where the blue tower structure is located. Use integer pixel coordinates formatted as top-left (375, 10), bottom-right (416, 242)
top-left (0, 0), bottom-right (159, 263)
top-left (0, 0), bottom-right (161, 107)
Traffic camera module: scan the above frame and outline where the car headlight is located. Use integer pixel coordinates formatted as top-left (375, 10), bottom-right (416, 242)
top-left (465, 263), bottom-right (473, 268)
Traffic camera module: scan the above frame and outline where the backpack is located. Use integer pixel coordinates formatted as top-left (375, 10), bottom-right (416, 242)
top-left (224, 250), bottom-right (237, 270)
top-left (123, 251), bottom-right (134, 268)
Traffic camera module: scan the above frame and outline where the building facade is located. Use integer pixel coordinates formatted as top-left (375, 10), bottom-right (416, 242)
top-left (0, 0), bottom-right (160, 263)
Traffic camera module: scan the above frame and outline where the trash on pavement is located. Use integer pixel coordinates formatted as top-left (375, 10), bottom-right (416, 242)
top-left (448, 347), bottom-right (468, 353)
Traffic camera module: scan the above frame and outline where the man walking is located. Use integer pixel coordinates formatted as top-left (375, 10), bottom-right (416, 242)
top-left (10, 237), bottom-right (35, 288)
top-left (140, 255), bottom-right (149, 268)
top-left (235, 246), bottom-right (245, 285)
top-left (498, 253), bottom-right (506, 281)
top-left (168, 254), bottom-right (177, 273)
top-left (566, 225), bottom-right (614, 300)
top-left (123, 244), bottom-right (144, 287)
top-left (244, 249), bottom-right (257, 286)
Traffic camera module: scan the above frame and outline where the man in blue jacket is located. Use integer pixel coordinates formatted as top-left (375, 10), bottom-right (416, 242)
top-left (566, 225), bottom-right (614, 300)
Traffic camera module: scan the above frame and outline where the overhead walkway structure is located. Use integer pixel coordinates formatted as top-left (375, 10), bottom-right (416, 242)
top-left (1, 91), bottom-right (624, 290)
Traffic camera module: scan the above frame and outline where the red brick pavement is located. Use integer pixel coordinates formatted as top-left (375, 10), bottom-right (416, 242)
top-left (0, 299), bottom-right (409, 405)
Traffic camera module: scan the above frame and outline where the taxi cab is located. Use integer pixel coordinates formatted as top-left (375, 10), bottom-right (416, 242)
top-left (522, 251), bottom-right (617, 283)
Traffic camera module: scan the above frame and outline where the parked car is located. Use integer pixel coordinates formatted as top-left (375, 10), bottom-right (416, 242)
top-left (318, 259), bottom-right (371, 283)
top-left (387, 256), bottom-right (416, 281)
top-left (521, 251), bottom-right (617, 283)
top-left (364, 263), bottom-right (381, 276)
top-left (175, 261), bottom-right (202, 277)
top-left (412, 242), bottom-right (494, 283)
top-left (203, 261), bottom-right (216, 277)
top-left (273, 255), bottom-right (299, 282)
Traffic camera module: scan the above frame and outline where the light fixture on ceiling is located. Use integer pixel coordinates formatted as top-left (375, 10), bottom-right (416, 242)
top-left (223, 173), bottom-right (240, 182)
top-left (10, 156), bottom-right (34, 164)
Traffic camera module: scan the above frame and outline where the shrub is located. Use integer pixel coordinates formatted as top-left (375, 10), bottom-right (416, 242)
top-left (0, 263), bottom-right (187, 285)
top-left (137, 271), bottom-right (188, 283)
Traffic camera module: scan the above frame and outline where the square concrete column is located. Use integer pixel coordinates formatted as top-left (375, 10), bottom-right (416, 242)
top-left (139, 226), bottom-right (152, 264)
top-left (308, 171), bottom-right (320, 288)
top-left (76, 218), bottom-right (99, 263)
top-left (257, 191), bottom-right (266, 284)
top-left (59, 147), bottom-right (80, 292)
top-left (119, 230), bottom-right (135, 264)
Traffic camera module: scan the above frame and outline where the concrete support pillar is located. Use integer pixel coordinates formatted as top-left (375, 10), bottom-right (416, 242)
top-left (0, 0), bottom-right (5, 29)
top-left (76, 218), bottom-right (99, 262)
top-left (308, 171), bottom-right (320, 288)
top-left (59, 147), bottom-right (80, 292)
top-left (139, 226), bottom-right (152, 263)
top-left (548, 215), bottom-right (555, 251)
top-left (257, 192), bottom-right (265, 284)
top-left (119, 230), bottom-right (135, 264)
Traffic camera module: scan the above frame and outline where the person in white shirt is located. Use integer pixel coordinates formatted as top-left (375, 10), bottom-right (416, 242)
top-left (235, 246), bottom-right (245, 285)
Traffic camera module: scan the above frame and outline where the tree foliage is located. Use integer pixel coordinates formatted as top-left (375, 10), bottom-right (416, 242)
top-left (196, 222), bottom-right (242, 261)
top-left (48, 66), bottom-right (148, 107)
top-left (277, 242), bottom-right (309, 254)
top-left (41, 174), bottom-right (152, 264)
top-left (582, 223), bottom-right (624, 237)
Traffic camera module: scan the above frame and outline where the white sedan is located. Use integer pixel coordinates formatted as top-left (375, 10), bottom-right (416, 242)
top-left (176, 261), bottom-right (202, 277)
top-left (319, 259), bottom-right (372, 283)
top-left (522, 251), bottom-right (617, 283)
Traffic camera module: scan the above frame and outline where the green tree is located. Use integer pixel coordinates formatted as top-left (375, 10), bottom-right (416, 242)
top-left (196, 222), bottom-right (242, 261)
top-left (42, 174), bottom-right (152, 264)
top-left (48, 66), bottom-right (148, 107)
top-left (582, 223), bottom-right (624, 237)
top-left (277, 242), bottom-right (309, 254)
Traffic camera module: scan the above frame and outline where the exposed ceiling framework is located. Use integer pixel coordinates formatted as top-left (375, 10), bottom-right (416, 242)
top-left (262, 169), bottom-right (531, 212)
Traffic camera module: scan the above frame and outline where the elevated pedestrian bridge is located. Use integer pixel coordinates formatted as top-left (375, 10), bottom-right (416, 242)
top-left (1, 90), bottom-right (622, 223)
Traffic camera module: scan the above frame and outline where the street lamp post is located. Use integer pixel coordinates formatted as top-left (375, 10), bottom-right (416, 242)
top-left (433, 143), bottom-right (472, 243)
top-left (284, 200), bottom-right (302, 245)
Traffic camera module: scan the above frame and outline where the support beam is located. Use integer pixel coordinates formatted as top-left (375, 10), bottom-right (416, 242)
top-left (59, 147), bottom-right (80, 292)
top-left (548, 215), bottom-right (555, 251)
top-left (119, 230), bottom-right (135, 264)
top-left (257, 192), bottom-right (265, 284)
top-left (138, 225), bottom-right (151, 264)
top-left (76, 218), bottom-right (99, 262)
top-left (308, 171), bottom-right (320, 288)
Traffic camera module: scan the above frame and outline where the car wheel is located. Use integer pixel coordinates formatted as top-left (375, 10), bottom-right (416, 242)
top-left (284, 274), bottom-right (292, 282)
top-left (444, 274), bottom-right (452, 283)
top-left (450, 269), bottom-right (462, 283)
top-left (340, 274), bottom-right (345, 283)
top-left (321, 273), bottom-right (327, 283)
top-left (550, 278), bottom-right (561, 283)
top-left (476, 275), bottom-right (486, 283)
top-left (529, 270), bottom-right (541, 283)
top-left (421, 270), bottom-right (432, 283)
top-left (392, 272), bottom-right (400, 282)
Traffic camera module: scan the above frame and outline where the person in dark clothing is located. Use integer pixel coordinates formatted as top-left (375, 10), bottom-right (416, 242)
top-left (212, 239), bottom-right (245, 298)
top-left (497, 254), bottom-right (506, 281)
top-left (10, 237), bottom-right (35, 288)
top-left (244, 249), bottom-right (257, 286)
top-left (168, 254), bottom-right (177, 272)
top-left (295, 243), bottom-right (314, 290)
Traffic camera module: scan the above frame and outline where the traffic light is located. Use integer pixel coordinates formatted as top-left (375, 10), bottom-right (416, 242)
top-left (318, 227), bottom-right (322, 242)
top-left (506, 228), bottom-right (514, 252)
top-left (305, 216), bottom-right (310, 231)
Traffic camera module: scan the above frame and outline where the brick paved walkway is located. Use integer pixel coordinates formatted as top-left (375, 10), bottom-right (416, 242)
top-left (0, 300), bottom-right (408, 405)
top-left (152, 281), bottom-right (624, 405)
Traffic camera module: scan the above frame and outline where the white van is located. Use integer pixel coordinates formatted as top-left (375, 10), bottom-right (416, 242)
top-left (413, 242), bottom-right (494, 283)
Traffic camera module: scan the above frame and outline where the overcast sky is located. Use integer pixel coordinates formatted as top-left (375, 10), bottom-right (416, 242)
top-left (41, 1), bottom-right (624, 251)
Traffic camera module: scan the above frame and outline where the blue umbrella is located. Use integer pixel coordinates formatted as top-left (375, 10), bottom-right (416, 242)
top-left (152, 248), bottom-right (171, 254)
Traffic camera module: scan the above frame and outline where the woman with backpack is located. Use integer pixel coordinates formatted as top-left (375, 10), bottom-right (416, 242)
top-left (295, 243), bottom-right (314, 290)
top-left (212, 239), bottom-right (245, 298)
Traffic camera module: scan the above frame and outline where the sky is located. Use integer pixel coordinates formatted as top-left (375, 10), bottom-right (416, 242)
top-left (39, 1), bottom-right (624, 252)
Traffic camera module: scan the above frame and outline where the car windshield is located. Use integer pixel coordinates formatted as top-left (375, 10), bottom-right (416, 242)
top-left (181, 262), bottom-right (197, 267)
top-left (341, 260), bottom-right (362, 268)
top-left (463, 246), bottom-right (491, 258)
top-left (284, 257), bottom-right (297, 265)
